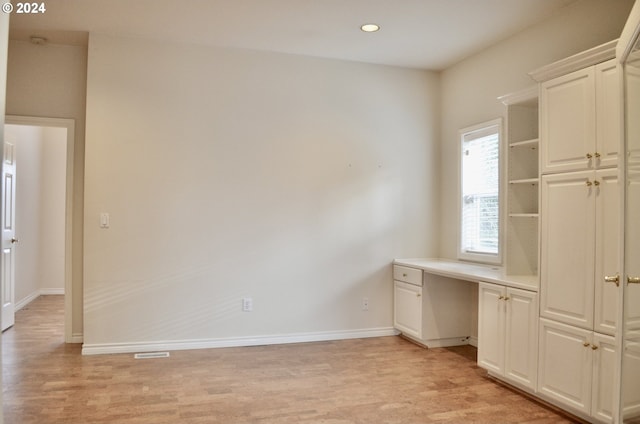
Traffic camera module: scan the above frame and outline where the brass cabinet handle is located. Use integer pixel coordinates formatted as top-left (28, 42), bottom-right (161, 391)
top-left (402, 273), bottom-right (408, 277)
top-left (628, 276), bottom-right (640, 285)
top-left (586, 153), bottom-right (593, 159)
top-left (504, 296), bottom-right (510, 301)
top-left (10, 238), bottom-right (18, 244)
top-left (583, 341), bottom-right (591, 347)
top-left (594, 180), bottom-right (600, 186)
top-left (586, 180), bottom-right (593, 187)
top-left (592, 345), bottom-right (599, 350)
top-left (416, 293), bottom-right (421, 297)
top-left (595, 152), bottom-right (601, 158)
top-left (604, 274), bottom-right (620, 287)
top-left (498, 296), bottom-right (505, 300)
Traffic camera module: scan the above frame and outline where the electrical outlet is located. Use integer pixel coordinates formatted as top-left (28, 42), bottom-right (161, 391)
top-left (362, 297), bottom-right (369, 311)
top-left (242, 297), bottom-right (253, 312)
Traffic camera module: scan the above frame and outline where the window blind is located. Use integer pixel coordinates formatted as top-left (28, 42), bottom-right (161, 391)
top-left (461, 129), bottom-right (499, 255)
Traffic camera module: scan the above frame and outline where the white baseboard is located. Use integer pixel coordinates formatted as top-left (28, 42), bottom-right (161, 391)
top-left (15, 288), bottom-right (65, 311)
top-left (81, 327), bottom-right (398, 356)
top-left (469, 336), bottom-right (478, 348)
top-left (15, 291), bottom-right (40, 311)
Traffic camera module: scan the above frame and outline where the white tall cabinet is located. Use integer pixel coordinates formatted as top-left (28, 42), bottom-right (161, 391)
top-left (540, 168), bottom-right (619, 334)
top-left (532, 41), bottom-right (622, 423)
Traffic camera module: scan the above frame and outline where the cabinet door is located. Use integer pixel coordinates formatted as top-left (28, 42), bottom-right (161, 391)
top-left (540, 67), bottom-right (596, 174)
top-left (591, 332), bottom-right (616, 423)
top-left (477, 282), bottom-right (505, 375)
top-left (595, 59), bottom-right (621, 169)
top-left (504, 288), bottom-right (538, 390)
top-left (541, 171), bottom-right (595, 330)
top-left (538, 318), bottom-right (593, 415)
top-left (622, 340), bottom-right (640, 421)
top-left (594, 169), bottom-right (620, 336)
top-left (393, 281), bottom-right (422, 339)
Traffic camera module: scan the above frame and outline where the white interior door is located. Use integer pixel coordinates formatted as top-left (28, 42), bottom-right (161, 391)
top-left (1, 140), bottom-right (16, 331)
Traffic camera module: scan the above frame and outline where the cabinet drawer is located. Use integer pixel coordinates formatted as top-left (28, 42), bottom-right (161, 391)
top-left (393, 265), bottom-right (423, 286)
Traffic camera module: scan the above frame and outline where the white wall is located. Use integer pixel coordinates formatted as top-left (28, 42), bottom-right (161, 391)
top-left (438, 0), bottom-right (635, 259)
top-left (6, 40), bottom-right (87, 338)
top-left (83, 34), bottom-right (440, 348)
top-left (5, 124), bottom-right (67, 306)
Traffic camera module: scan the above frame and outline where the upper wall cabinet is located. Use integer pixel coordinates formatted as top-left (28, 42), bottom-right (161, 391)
top-left (540, 66), bottom-right (595, 173)
top-left (531, 40), bottom-right (621, 175)
top-left (539, 59), bottom-right (620, 174)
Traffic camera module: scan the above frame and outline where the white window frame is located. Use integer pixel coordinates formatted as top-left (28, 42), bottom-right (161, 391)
top-left (457, 118), bottom-right (503, 265)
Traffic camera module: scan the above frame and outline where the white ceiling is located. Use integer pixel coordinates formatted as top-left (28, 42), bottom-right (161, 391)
top-left (8, 0), bottom-right (578, 70)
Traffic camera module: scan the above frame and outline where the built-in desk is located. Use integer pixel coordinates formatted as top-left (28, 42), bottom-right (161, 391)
top-left (393, 258), bottom-right (538, 292)
top-left (393, 257), bottom-right (540, 393)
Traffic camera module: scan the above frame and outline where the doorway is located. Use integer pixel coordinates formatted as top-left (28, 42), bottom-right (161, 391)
top-left (3, 116), bottom-right (74, 342)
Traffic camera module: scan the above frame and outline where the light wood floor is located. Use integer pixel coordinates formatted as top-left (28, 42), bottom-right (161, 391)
top-left (2, 296), bottom-right (576, 423)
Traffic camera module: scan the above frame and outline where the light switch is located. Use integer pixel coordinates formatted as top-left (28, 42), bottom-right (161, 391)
top-left (100, 212), bottom-right (110, 229)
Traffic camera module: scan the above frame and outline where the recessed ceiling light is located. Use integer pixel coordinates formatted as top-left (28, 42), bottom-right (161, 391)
top-left (360, 23), bottom-right (380, 33)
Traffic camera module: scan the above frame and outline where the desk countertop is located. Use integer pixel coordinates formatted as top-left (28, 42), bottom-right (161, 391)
top-left (393, 258), bottom-right (538, 292)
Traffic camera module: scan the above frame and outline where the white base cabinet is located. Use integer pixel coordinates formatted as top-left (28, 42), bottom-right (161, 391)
top-left (622, 338), bottom-right (640, 421)
top-left (393, 265), bottom-right (474, 348)
top-left (537, 318), bottom-right (616, 423)
top-left (393, 280), bottom-right (423, 340)
top-left (478, 282), bottom-right (538, 391)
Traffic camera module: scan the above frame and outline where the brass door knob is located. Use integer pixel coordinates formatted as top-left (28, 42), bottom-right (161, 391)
top-left (628, 276), bottom-right (640, 285)
top-left (604, 274), bottom-right (620, 287)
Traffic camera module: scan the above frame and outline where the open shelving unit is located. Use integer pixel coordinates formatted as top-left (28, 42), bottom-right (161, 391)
top-left (499, 87), bottom-right (539, 280)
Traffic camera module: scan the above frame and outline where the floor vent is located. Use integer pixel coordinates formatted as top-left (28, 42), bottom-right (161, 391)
top-left (134, 352), bottom-right (170, 359)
